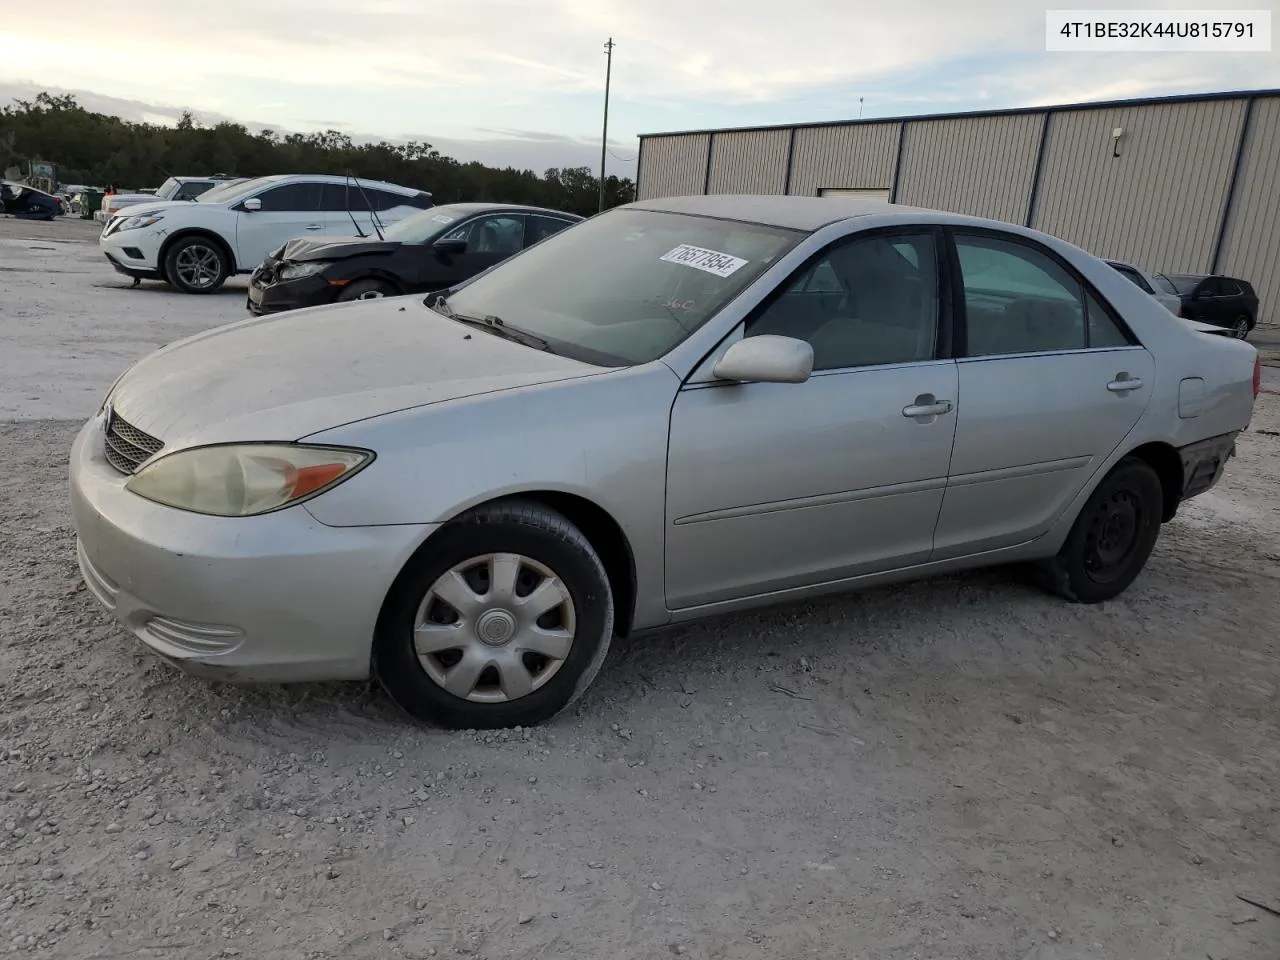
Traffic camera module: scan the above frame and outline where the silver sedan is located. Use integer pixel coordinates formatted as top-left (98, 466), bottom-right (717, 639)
top-left (70, 195), bottom-right (1262, 728)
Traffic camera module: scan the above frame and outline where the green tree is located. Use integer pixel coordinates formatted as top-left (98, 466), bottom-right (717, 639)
top-left (0, 92), bottom-right (635, 215)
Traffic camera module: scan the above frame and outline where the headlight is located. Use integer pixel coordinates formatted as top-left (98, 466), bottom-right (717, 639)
top-left (277, 261), bottom-right (329, 281)
top-left (125, 443), bottom-right (373, 517)
top-left (117, 214), bottom-right (164, 231)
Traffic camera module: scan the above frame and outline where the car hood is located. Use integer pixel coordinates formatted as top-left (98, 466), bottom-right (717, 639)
top-left (104, 199), bottom-right (188, 218)
top-left (106, 298), bottom-right (603, 448)
top-left (278, 235), bottom-right (401, 262)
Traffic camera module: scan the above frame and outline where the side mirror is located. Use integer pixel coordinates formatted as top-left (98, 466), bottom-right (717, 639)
top-left (242, 197), bottom-right (262, 212)
top-left (712, 335), bottom-right (813, 384)
top-left (433, 237), bottom-right (467, 255)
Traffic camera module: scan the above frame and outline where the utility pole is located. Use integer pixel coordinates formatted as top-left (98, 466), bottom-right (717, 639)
top-left (599, 37), bottom-right (615, 214)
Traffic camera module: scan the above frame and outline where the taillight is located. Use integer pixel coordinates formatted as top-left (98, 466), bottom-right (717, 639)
top-left (1254, 355), bottom-right (1262, 399)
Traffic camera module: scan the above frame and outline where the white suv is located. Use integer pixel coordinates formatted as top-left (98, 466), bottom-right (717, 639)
top-left (98, 174), bottom-right (433, 294)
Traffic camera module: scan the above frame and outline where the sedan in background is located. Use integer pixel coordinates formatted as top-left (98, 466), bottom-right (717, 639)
top-left (71, 196), bottom-right (1260, 730)
top-left (246, 203), bottom-right (582, 315)
top-left (1105, 259), bottom-right (1181, 315)
top-left (1152, 272), bottom-right (1260, 339)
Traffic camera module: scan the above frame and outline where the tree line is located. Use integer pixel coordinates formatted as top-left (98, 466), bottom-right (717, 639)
top-left (0, 92), bottom-right (635, 216)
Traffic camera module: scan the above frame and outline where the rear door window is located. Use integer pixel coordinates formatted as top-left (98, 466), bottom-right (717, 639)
top-left (526, 216), bottom-right (576, 245)
top-left (955, 233), bottom-right (1086, 356)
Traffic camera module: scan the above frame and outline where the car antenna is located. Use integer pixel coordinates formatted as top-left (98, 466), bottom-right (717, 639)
top-left (347, 170), bottom-right (385, 241)
top-left (342, 172), bottom-right (368, 238)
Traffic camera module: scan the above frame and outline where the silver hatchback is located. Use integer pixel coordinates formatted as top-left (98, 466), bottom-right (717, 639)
top-left (70, 195), bottom-right (1261, 728)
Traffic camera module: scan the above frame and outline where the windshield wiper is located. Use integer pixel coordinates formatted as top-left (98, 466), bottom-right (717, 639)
top-left (425, 293), bottom-right (548, 350)
top-left (446, 310), bottom-right (549, 351)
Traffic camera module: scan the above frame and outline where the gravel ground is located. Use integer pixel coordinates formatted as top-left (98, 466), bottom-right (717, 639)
top-left (2, 215), bottom-right (1279, 960)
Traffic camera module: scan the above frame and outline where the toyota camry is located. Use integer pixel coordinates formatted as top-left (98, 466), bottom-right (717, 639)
top-left (70, 195), bottom-right (1261, 729)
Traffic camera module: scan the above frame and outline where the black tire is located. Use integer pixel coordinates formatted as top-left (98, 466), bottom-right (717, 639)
top-left (336, 278), bottom-right (398, 302)
top-left (163, 235), bottom-right (230, 294)
top-left (1038, 457), bottom-right (1164, 604)
top-left (1232, 315), bottom-right (1252, 339)
top-left (373, 499), bottom-right (615, 729)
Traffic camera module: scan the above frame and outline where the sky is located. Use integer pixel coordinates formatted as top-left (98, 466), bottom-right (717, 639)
top-left (2, 0), bottom-right (1277, 176)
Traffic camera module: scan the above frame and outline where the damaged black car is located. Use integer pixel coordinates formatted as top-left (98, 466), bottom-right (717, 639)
top-left (247, 202), bottom-right (583, 315)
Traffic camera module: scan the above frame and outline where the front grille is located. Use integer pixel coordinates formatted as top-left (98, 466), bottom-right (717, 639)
top-left (104, 409), bottom-right (164, 474)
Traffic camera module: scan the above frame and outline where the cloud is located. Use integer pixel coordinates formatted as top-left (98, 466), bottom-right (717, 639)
top-left (1, 0), bottom-right (1275, 153)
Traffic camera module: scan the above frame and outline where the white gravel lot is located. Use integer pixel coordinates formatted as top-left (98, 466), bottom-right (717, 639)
top-left (1, 215), bottom-right (1279, 960)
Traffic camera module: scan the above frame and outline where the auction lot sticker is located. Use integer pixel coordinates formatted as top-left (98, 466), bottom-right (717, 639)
top-left (660, 244), bottom-right (748, 278)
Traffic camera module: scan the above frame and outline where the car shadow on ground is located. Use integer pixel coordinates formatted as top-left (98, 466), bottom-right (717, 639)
top-left (91, 279), bottom-right (251, 295)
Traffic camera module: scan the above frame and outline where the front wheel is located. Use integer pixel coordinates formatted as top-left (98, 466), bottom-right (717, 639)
top-left (164, 236), bottom-right (230, 293)
top-left (373, 500), bottom-right (615, 729)
top-left (336, 278), bottom-right (397, 302)
top-left (1038, 457), bottom-right (1164, 603)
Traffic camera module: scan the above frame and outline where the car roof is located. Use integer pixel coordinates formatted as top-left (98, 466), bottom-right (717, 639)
top-left (627, 193), bottom-right (987, 232)
top-left (430, 201), bottom-right (582, 219)
top-left (230, 174), bottom-right (430, 197)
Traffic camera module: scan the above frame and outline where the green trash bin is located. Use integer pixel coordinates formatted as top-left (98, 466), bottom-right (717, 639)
top-left (79, 190), bottom-right (104, 220)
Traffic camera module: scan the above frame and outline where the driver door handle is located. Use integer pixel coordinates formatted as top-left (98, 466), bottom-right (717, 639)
top-left (304, 223), bottom-right (323, 231)
top-left (902, 396), bottom-right (953, 419)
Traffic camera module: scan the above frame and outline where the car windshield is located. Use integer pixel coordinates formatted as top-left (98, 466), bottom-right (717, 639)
top-left (198, 175), bottom-right (285, 203)
top-left (438, 208), bottom-right (803, 366)
top-left (383, 204), bottom-right (483, 244)
top-left (155, 177), bottom-right (180, 200)
top-left (1157, 273), bottom-right (1201, 295)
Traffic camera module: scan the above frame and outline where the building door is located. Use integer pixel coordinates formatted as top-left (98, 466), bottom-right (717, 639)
top-left (819, 188), bottom-right (892, 202)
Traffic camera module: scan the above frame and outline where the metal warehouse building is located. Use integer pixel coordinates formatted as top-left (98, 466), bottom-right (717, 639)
top-left (635, 88), bottom-right (1280, 325)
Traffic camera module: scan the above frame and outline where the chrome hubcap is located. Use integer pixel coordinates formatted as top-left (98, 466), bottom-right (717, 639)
top-left (414, 553), bottom-right (576, 703)
top-left (175, 244), bottom-right (221, 288)
top-left (357, 290), bottom-right (385, 300)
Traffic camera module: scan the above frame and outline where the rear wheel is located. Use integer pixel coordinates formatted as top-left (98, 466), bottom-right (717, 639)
top-left (1038, 457), bottom-right (1164, 603)
top-left (1232, 315), bottom-right (1251, 339)
top-left (337, 278), bottom-right (398, 302)
top-left (164, 236), bottom-right (230, 293)
top-left (373, 499), bottom-right (614, 729)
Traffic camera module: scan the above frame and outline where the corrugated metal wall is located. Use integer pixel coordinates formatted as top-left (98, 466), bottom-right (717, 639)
top-left (1216, 97), bottom-right (1280, 326)
top-left (1031, 99), bottom-right (1247, 273)
top-left (895, 114), bottom-right (1044, 223)
top-left (787, 122), bottom-right (900, 196)
top-left (706, 129), bottom-right (790, 194)
top-left (635, 134), bottom-right (710, 200)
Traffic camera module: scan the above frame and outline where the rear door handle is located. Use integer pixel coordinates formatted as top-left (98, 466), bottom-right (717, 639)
top-left (1107, 375), bottom-right (1144, 393)
top-left (305, 223), bottom-right (322, 231)
top-left (902, 395), bottom-right (954, 420)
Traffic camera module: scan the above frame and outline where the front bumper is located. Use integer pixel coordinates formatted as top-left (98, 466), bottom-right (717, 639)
top-left (69, 413), bottom-right (437, 683)
top-left (247, 263), bottom-right (336, 316)
top-left (100, 223), bottom-right (165, 277)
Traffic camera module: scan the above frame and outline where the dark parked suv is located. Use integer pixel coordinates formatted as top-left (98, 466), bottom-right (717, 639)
top-left (1151, 273), bottom-right (1260, 339)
